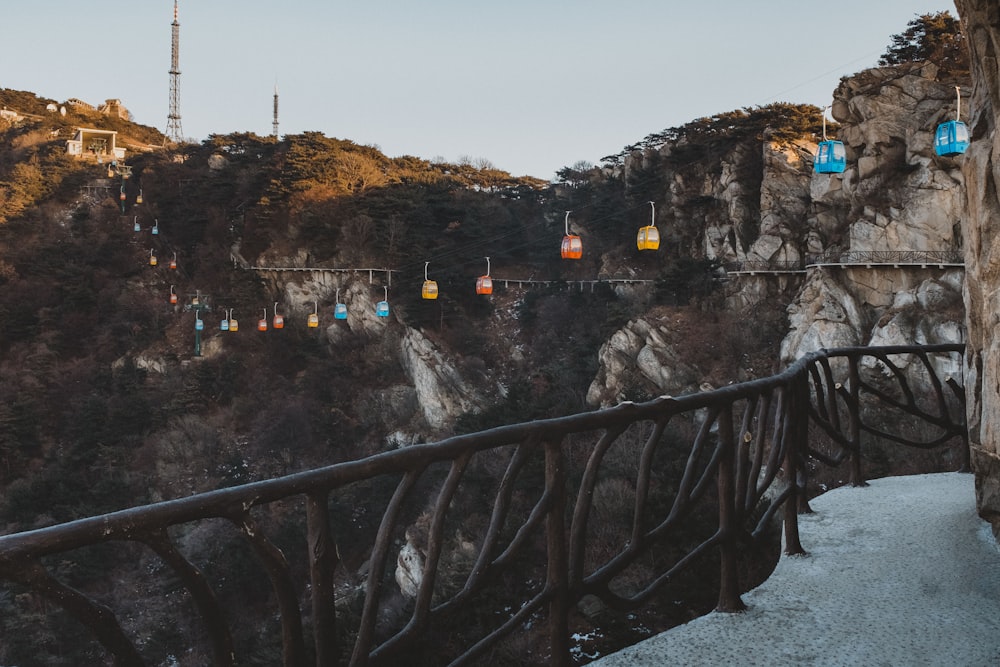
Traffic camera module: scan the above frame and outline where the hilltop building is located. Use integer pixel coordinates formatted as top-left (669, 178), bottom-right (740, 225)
top-left (65, 128), bottom-right (125, 162)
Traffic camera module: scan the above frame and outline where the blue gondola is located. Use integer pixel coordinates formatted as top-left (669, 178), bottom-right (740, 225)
top-left (935, 87), bottom-right (969, 157)
top-left (334, 288), bottom-right (348, 320)
top-left (376, 286), bottom-right (390, 317)
top-left (935, 121), bottom-right (969, 157)
top-left (815, 106), bottom-right (846, 174)
top-left (815, 141), bottom-right (847, 173)
top-left (152, 219), bottom-right (159, 236)
top-left (133, 216), bottom-right (141, 232)
top-left (195, 316), bottom-right (204, 331)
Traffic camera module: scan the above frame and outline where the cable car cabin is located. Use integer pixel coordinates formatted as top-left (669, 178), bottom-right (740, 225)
top-left (376, 301), bottom-right (390, 317)
top-left (136, 191), bottom-right (143, 205)
top-left (561, 235), bottom-right (583, 259)
top-left (149, 254), bottom-right (157, 267)
top-left (170, 293), bottom-right (178, 305)
top-left (422, 280), bottom-right (439, 300)
top-left (152, 225), bottom-right (159, 236)
top-left (194, 318), bottom-right (204, 332)
top-left (133, 219), bottom-right (141, 232)
top-left (934, 120), bottom-right (969, 157)
top-left (273, 313), bottom-right (284, 329)
top-left (334, 303), bottom-right (348, 320)
top-left (220, 318), bottom-right (230, 332)
top-left (637, 226), bottom-right (660, 251)
top-left (476, 275), bottom-right (493, 295)
top-left (257, 317), bottom-right (267, 332)
top-left (229, 318), bottom-right (239, 332)
top-left (814, 140), bottom-right (846, 174)
top-left (307, 313), bottom-right (319, 328)
top-left (119, 188), bottom-right (126, 202)
top-left (169, 258), bottom-right (177, 270)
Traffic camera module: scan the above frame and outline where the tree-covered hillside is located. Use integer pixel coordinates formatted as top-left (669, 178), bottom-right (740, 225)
top-left (0, 87), bottom-right (831, 542)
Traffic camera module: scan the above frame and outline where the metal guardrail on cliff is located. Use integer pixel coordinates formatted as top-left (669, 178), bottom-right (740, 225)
top-left (0, 345), bottom-right (967, 666)
top-left (726, 250), bottom-right (965, 274)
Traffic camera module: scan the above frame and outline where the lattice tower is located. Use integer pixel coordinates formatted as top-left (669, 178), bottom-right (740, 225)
top-left (273, 84), bottom-right (279, 138)
top-left (166, 1), bottom-right (183, 142)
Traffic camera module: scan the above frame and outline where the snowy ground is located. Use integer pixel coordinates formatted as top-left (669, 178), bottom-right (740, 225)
top-left (591, 472), bottom-right (1000, 666)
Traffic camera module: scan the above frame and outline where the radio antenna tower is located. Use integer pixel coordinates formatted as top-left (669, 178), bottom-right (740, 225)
top-left (166, 1), bottom-right (183, 142)
top-left (272, 83), bottom-right (279, 138)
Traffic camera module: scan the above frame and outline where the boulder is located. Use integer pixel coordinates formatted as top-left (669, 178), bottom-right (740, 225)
top-left (587, 318), bottom-right (698, 408)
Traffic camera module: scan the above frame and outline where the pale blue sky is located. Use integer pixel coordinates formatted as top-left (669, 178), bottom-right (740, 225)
top-left (1, 1), bottom-right (954, 179)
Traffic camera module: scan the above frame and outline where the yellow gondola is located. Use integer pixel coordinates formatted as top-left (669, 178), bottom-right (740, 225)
top-left (422, 261), bottom-right (439, 299)
top-left (307, 301), bottom-right (319, 328)
top-left (637, 201), bottom-right (660, 250)
top-left (149, 249), bottom-right (157, 266)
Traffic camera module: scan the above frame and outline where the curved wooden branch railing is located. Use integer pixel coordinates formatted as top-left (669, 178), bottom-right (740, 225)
top-left (0, 344), bottom-right (967, 666)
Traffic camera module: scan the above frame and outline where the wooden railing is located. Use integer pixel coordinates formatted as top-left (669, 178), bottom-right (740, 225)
top-left (0, 344), bottom-right (966, 666)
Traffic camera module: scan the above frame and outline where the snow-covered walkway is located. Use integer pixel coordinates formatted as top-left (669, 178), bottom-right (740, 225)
top-left (591, 472), bottom-right (1000, 666)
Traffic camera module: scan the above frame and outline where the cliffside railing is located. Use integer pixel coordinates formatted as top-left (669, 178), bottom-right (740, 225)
top-left (0, 344), bottom-right (967, 666)
top-left (727, 250), bottom-right (965, 275)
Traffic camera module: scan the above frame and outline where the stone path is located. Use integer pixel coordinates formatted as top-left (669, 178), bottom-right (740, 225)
top-left (591, 472), bottom-right (1000, 666)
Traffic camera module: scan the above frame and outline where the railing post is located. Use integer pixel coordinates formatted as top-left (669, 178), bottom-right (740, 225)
top-left (715, 402), bottom-right (747, 612)
top-left (545, 439), bottom-right (570, 667)
top-left (307, 492), bottom-right (338, 666)
top-left (847, 355), bottom-right (868, 487)
top-left (784, 379), bottom-right (808, 555)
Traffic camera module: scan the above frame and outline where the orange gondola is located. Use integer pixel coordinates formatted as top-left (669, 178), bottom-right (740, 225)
top-left (169, 285), bottom-right (177, 304)
top-left (272, 302), bottom-right (284, 329)
top-left (561, 211), bottom-right (582, 259)
top-left (258, 308), bottom-right (268, 332)
top-left (476, 257), bottom-right (493, 295)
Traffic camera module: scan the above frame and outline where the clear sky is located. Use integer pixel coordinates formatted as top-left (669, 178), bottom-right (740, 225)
top-left (1, 1), bottom-right (955, 180)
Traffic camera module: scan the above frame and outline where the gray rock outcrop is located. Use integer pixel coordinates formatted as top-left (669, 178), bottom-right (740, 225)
top-left (400, 328), bottom-right (483, 431)
top-left (954, 0), bottom-right (1000, 535)
top-left (587, 318), bottom-right (698, 408)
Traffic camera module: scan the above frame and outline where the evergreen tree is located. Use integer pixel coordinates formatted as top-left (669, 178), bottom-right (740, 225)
top-left (878, 11), bottom-right (968, 75)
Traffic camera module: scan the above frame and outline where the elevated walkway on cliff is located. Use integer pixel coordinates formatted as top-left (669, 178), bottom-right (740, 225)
top-left (591, 472), bottom-right (1000, 667)
top-left (235, 251), bottom-right (964, 289)
top-left (726, 250), bottom-right (965, 277)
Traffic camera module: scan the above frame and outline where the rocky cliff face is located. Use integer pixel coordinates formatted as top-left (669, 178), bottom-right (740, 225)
top-left (590, 64), bottom-right (968, 403)
top-left (954, 0), bottom-right (1000, 535)
top-left (782, 63), bottom-right (967, 359)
